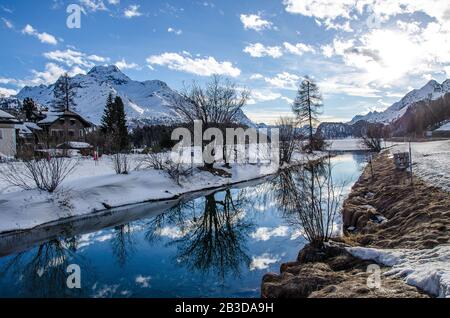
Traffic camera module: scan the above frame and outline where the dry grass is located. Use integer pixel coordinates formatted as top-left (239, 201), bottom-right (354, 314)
top-left (342, 153), bottom-right (450, 249)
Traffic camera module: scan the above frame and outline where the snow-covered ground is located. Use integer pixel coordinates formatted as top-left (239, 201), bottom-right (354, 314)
top-left (389, 140), bottom-right (450, 192)
top-left (326, 138), bottom-right (368, 151)
top-left (0, 152), bottom-right (326, 234)
top-left (347, 245), bottom-right (450, 298)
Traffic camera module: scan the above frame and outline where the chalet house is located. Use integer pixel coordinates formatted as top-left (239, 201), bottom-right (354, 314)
top-left (37, 110), bottom-right (93, 146)
top-left (0, 110), bottom-right (18, 158)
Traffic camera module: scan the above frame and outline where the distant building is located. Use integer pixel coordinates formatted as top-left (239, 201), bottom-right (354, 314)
top-left (37, 110), bottom-right (93, 146)
top-left (0, 110), bottom-right (18, 158)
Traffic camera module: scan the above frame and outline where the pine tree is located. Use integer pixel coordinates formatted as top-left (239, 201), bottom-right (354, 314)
top-left (114, 96), bottom-right (129, 151)
top-left (100, 93), bottom-right (116, 133)
top-left (22, 97), bottom-right (37, 121)
top-left (53, 73), bottom-right (76, 112)
top-left (100, 93), bottom-right (129, 151)
top-left (292, 76), bottom-right (323, 151)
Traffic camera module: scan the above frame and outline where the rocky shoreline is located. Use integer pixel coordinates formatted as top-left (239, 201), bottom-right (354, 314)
top-left (262, 152), bottom-right (450, 298)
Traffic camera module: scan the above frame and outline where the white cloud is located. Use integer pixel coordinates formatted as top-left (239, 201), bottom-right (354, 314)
top-left (240, 14), bottom-right (273, 31)
top-left (22, 24), bottom-right (58, 45)
top-left (243, 43), bottom-right (283, 58)
top-left (1, 17), bottom-right (13, 29)
top-left (44, 49), bottom-right (108, 68)
top-left (115, 58), bottom-right (140, 70)
top-left (247, 90), bottom-right (282, 105)
top-left (283, 42), bottom-right (315, 56)
top-left (29, 63), bottom-right (67, 86)
top-left (249, 73), bottom-right (263, 80)
top-left (264, 72), bottom-right (300, 90)
top-left (146, 52), bottom-right (241, 77)
top-left (79, 0), bottom-right (107, 12)
top-left (167, 27), bottom-right (182, 35)
top-left (0, 87), bottom-right (18, 97)
top-left (108, 0), bottom-right (120, 5)
top-left (124, 4), bottom-right (142, 18)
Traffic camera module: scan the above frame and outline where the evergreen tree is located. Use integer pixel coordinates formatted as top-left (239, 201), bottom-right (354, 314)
top-left (100, 93), bottom-right (116, 133)
top-left (292, 76), bottom-right (323, 151)
top-left (114, 96), bottom-right (129, 151)
top-left (53, 73), bottom-right (76, 112)
top-left (22, 97), bottom-right (37, 121)
top-left (100, 93), bottom-right (129, 151)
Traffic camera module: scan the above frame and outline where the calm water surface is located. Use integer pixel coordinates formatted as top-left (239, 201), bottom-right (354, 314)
top-left (0, 153), bottom-right (366, 298)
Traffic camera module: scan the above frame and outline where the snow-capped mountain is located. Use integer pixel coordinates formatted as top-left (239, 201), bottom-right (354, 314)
top-left (350, 79), bottom-right (450, 124)
top-left (14, 65), bottom-right (253, 127)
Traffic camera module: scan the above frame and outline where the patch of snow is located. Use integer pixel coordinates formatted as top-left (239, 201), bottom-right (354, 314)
top-left (347, 245), bottom-right (450, 298)
top-left (436, 122), bottom-right (450, 131)
top-left (326, 138), bottom-right (367, 151)
top-left (389, 140), bottom-right (450, 192)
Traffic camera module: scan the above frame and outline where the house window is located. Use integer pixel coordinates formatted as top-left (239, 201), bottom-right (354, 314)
top-left (70, 119), bottom-right (76, 126)
top-left (51, 130), bottom-right (58, 137)
top-left (68, 130), bottom-right (75, 137)
top-left (0, 129), bottom-right (3, 140)
top-left (79, 130), bottom-right (84, 137)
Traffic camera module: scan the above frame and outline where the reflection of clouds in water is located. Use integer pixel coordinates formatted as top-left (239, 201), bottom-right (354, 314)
top-left (250, 226), bottom-right (289, 241)
top-left (159, 226), bottom-right (185, 239)
top-left (92, 283), bottom-right (120, 298)
top-left (78, 224), bottom-right (146, 249)
top-left (250, 253), bottom-right (280, 271)
top-left (290, 229), bottom-right (304, 240)
top-left (135, 275), bottom-right (151, 288)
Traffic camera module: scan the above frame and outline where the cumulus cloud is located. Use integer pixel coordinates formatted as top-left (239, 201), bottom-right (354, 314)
top-left (264, 72), bottom-right (300, 90)
top-left (240, 14), bottom-right (273, 31)
top-left (146, 52), bottom-right (241, 77)
top-left (115, 58), bottom-right (140, 70)
top-left (135, 275), bottom-right (151, 288)
top-left (124, 4), bottom-right (142, 18)
top-left (247, 90), bottom-right (282, 105)
top-left (283, 42), bottom-right (315, 56)
top-left (79, 0), bottom-right (107, 12)
top-left (0, 87), bottom-right (17, 97)
top-left (44, 49), bottom-right (109, 68)
top-left (243, 43), bottom-right (283, 58)
top-left (22, 24), bottom-right (58, 45)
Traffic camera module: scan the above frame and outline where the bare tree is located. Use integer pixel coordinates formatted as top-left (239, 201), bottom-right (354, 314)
top-left (111, 153), bottom-right (130, 175)
top-left (361, 125), bottom-right (383, 152)
top-left (292, 76), bottom-right (323, 152)
top-left (0, 156), bottom-right (78, 193)
top-left (276, 116), bottom-right (301, 164)
top-left (276, 158), bottom-right (347, 248)
top-left (170, 75), bottom-right (250, 168)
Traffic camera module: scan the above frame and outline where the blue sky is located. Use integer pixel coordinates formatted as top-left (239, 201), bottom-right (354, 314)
top-left (1, 0), bottom-right (450, 124)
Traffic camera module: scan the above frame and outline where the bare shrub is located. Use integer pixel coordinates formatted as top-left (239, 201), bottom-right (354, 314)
top-left (0, 156), bottom-right (78, 193)
top-left (112, 153), bottom-right (130, 175)
top-left (361, 125), bottom-right (383, 152)
top-left (139, 152), bottom-right (192, 185)
top-left (276, 117), bottom-right (301, 164)
top-left (276, 158), bottom-right (347, 248)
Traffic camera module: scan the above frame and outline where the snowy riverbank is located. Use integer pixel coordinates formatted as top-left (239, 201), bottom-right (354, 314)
top-left (0, 152), bottom-right (326, 234)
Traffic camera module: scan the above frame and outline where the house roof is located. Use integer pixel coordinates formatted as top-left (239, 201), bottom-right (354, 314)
top-left (0, 109), bottom-right (18, 124)
top-left (37, 110), bottom-right (93, 128)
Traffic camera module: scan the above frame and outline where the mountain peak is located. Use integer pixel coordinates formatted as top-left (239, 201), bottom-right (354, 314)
top-left (88, 65), bottom-right (121, 75)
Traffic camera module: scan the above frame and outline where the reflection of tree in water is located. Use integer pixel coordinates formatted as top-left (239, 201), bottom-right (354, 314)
top-left (273, 158), bottom-right (346, 248)
top-left (0, 237), bottom-right (88, 297)
top-left (110, 224), bottom-right (135, 268)
top-left (145, 189), bottom-right (253, 281)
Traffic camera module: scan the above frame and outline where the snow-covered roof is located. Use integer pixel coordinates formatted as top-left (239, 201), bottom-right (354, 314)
top-left (0, 109), bottom-right (15, 119)
top-left (57, 141), bottom-right (93, 149)
top-left (37, 111), bottom-right (64, 124)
